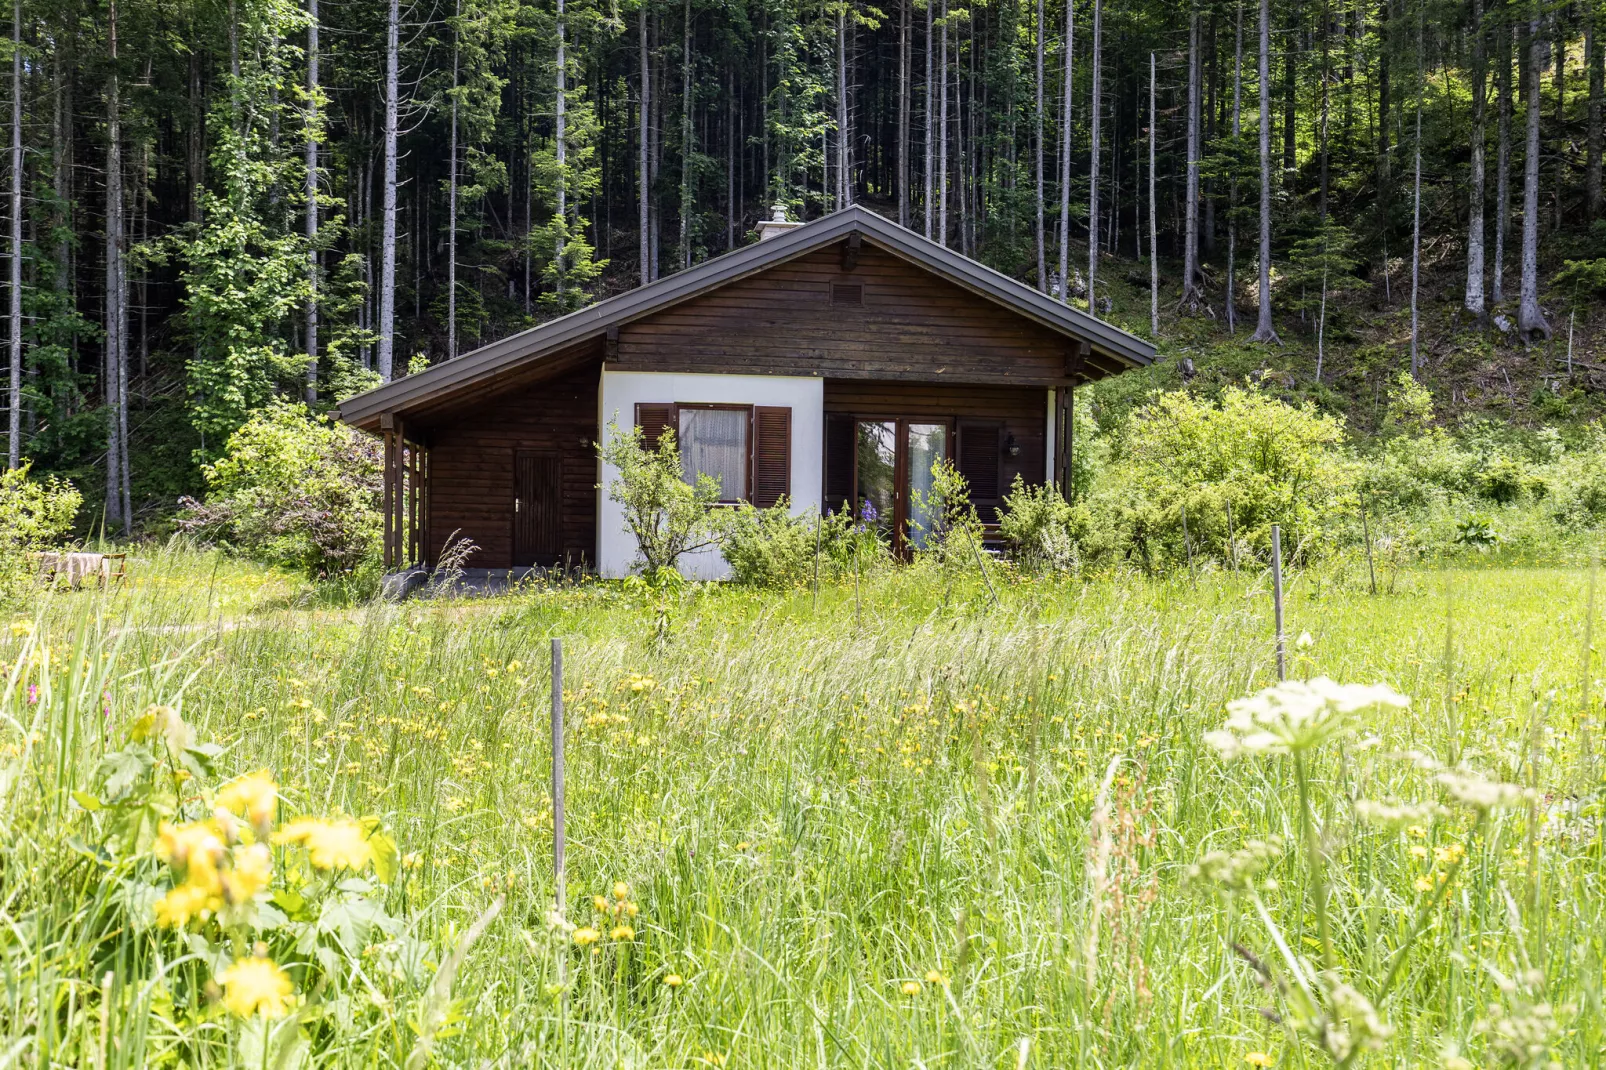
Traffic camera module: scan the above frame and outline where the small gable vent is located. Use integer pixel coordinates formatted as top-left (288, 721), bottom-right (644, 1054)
top-left (829, 281), bottom-right (864, 307)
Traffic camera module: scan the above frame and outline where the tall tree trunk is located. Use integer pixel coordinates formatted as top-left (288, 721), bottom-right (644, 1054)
top-left (1376, 0), bottom-right (1390, 222)
top-left (1283, 0), bottom-right (1297, 171)
top-left (924, 0), bottom-right (933, 237)
top-left (447, 0), bottom-right (459, 354)
top-left (899, 0), bottom-right (910, 226)
top-left (726, 71), bottom-right (735, 246)
top-left (1409, 3), bottom-right (1422, 374)
top-left (1250, 0), bottom-right (1280, 342)
top-left (837, 7), bottom-right (849, 208)
top-left (639, 2), bottom-right (650, 285)
top-left (1057, 0), bottom-right (1073, 302)
top-left (1518, 9), bottom-right (1551, 340)
top-left (555, 0), bottom-right (568, 292)
top-left (1465, 0), bottom-right (1487, 320)
top-left (1150, 51), bottom-right (1159, 336)
top-left (679, 0), bottom-right (691, 268)
top-left (1318, 0), bottom-right (1330, 218)
top-left (1034, 0), bottom-right (1045, 289)
top-left (378, 0), bottom-right (399, 381)
top-left (938, 0), bottom-right (948, 245)
top-left (1587, 1), bottom-right (1602, 218)
top-left (1494, 17), bottom-right (1511, 303)
top-left (1087, 0), bottom-right (1102, 314)
top-left (7, 0), bottom-right (20, 469)
top-left (1181, 8), bottom-right (1203, 308)
top-left (1228, 0), bottom-right (1242, 333)
top-left (105, 0), bottom-right (123, 526)
top-left (305, 0), bottom-right (320, 399)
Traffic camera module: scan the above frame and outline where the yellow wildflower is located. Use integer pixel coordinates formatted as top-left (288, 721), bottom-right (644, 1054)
top-left (10, 619), bottom-right (33, 638)
top-left (273, 819), bottom-right (374, 871)
top-left (664, 973), bottom-right (684, 988)
top-left (1415, 876), bottom-right (1434, 891)
top-left (901, 980), bottom-right (921, 996)
top-left (572, 927), bottom-right (601, 946)
top-left (1244, 1054), bottom-right (1275, 1068)
top-left (221, 843), bottom-right (273, 905)
top-left (592, 894), bottom-right (609, 913)
top-left (924, 970), bottom-right (949, 985)
top-left (217, 955), bottom-right (294, 1019)
top-left (155, 821), bottom-right (227, 893)
top-left (609, 925), bottom-right (635, 941)
top-left (154, 882), bottom-right (220, 928)
top-left (612, 881), bottom-right (631, 901)
top-left (216, 771), bottom-right (278, 831)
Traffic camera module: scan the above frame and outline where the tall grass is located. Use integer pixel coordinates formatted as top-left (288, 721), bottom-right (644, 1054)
top-left (2, 550), bottom-right (1602, 1067)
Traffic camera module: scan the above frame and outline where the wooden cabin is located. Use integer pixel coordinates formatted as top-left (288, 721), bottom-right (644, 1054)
top-left (338, 205), bottom-right (1155, 578)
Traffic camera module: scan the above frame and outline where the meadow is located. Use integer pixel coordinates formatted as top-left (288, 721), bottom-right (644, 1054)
top-left (2, 545), bottom-right (1602, 1068)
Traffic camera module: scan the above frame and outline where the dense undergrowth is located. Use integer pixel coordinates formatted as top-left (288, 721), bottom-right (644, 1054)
top-left (2, 546), bottom-right (1602, 1067)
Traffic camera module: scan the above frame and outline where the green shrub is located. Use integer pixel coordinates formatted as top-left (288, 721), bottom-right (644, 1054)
top-left (908, 459), bottom-right (985, 568)
top-left (720, 501), bottom-right (818, 587)
top-left (599, 421), bottom-right (724, 575)
top-left (998, 475), bottom-right (1081, 572)
top-left (0, 463), bottom-right (83, 603)
top-left (176, 401), bottom-right (381, 580)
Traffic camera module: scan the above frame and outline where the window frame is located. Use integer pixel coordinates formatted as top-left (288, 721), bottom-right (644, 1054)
top-left (839, 415), bottom-right (955, 554)
top-left (675, 402), bottom-right (754, 505)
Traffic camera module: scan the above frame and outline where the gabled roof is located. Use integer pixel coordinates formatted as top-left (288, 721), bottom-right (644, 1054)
top-left (338, 204), bottom-right (1155, 429)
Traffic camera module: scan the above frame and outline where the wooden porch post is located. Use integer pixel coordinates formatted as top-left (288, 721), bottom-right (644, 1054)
top-left (380, 413), bottom-right (396, 569)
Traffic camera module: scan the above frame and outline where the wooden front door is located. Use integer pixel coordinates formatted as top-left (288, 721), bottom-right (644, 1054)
top-left (513, 450), bottom-right (562, 566)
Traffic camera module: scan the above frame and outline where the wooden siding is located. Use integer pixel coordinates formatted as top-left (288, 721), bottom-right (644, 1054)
top-left (613, 243), bottom-right (1073, 384)
top-left (823, 379), bottom-right (1047, 521)
top-left (423, 361), bottom-right (600, 569)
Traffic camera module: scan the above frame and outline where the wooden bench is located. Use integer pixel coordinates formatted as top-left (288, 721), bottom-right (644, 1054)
top-left (35, 551), bottom-right (130, 590)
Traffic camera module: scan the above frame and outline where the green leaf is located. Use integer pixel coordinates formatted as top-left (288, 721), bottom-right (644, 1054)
top-left (95, 747), bottom-right (154, 803)
top-left (72, 790), bottom-right (104, 812)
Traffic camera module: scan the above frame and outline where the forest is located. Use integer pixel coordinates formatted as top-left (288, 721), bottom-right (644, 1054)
top-left (0, 0), bottom-right (1602, 525)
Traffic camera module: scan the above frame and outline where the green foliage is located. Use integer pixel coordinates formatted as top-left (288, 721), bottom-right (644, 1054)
top-left (600, 421), bottom-right (723, 574)
top-left (998, 475), bottom-right (1082, 573)
top-left (171, 2), bottom-right (314, 463)
top-left (0, 463), bottom-right (83, 604)
top-left (719, 500), bottom-right (849, 587)
top-left (907, 458), bottom-right (985, 568)
top-left (175, 401), bottom-right (381, 579)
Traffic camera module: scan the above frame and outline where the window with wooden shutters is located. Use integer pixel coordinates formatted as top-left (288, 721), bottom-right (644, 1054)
top-left (634, 403), bottom-right (677, 450)
top-left (751, 407), bottom-right (791, 507)
top-left (956, 420), bottom-right (1002, 502)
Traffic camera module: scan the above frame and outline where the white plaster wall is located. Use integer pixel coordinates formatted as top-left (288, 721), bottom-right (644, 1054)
top-left (597, 369), bottom-right (824, 579)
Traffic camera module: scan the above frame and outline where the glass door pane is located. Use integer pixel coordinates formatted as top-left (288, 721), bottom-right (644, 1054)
top-left (855, 420), bottom-right (897, 538)
top-left (906, 423), bottom-right (948, 549)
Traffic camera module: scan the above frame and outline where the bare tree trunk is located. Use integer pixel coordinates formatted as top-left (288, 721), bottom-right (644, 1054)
top-left (837, 7), bottom-right (849, 208)
top-left (679, 0), bottom-right (691, 268)
top-left (7, 0), bottom-right (20, 469)
top-left (1250, 0), bottom-right (1280, 343)
top-left (1518, 10), bottom-right (1551, 341)
top-left (1465, 0), bottom-right (1487, 320)
top-left (639, 2), bottom-right (650, 285)
top-left (555, 0), bottom-right (568, 292)
top-left (447, 0), bottom-right (459, 354)
top-left (1034, 0), bottom-right (1045, 289)
top-left (1181, 9), bottom-right (1203, 308)
top-left (1589, 2), bottom-right (1602, 218)
top-left (1494, 17), bottom-right (1511, 304)
top-left (1087, 0), bottom-right (1102, 315)
top-left (1319, 0), bottom-right (1330, 219)
top-left (726, 71), bottom-right (735, 247)
top-left (923, 0), bottom-right (933, 237)
top-left (1150, 51), bottom-right (1159, 337)
top-left (377, 0), bottom-right (398, 381)
top-left (1228, 0), bottom-right (1242, 333)
top-left (305, 0), bottom-right (320, 398)
top-left (898, 0), bottom-right (910, 226)
top-left (938, 0), bottom-right (948, 245)
top-left (105, 0), bottom-right (123, 526)
top-left (1409, 4), bottom-right (1422, 374)
top-left (1057, 0), bottom-right (1073, 302)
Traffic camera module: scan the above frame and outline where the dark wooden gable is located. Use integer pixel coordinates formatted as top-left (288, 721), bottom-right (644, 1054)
top-left (611, 243), bottom-right (1073, 385)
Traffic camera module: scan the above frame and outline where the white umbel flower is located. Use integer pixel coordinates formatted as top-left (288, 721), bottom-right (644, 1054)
top-left (1206, 677), bottom-right (1409, 759)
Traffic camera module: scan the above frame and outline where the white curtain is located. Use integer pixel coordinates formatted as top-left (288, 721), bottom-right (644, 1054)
top-left (679, 408), bottom-right (749, 500)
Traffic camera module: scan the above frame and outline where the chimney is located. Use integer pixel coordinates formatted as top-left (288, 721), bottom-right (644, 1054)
top-left (755, 203), bottom-right (803, 242)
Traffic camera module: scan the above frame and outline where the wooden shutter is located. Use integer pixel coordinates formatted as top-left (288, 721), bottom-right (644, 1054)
top-left (956, 420), bottom-right (1002, 502)
top-left (824, 415), bottom-right (855, 514)
top-left (635, 403), bottom-right (677, 449)
top-left (751, 406), bottom-right (792, 507)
